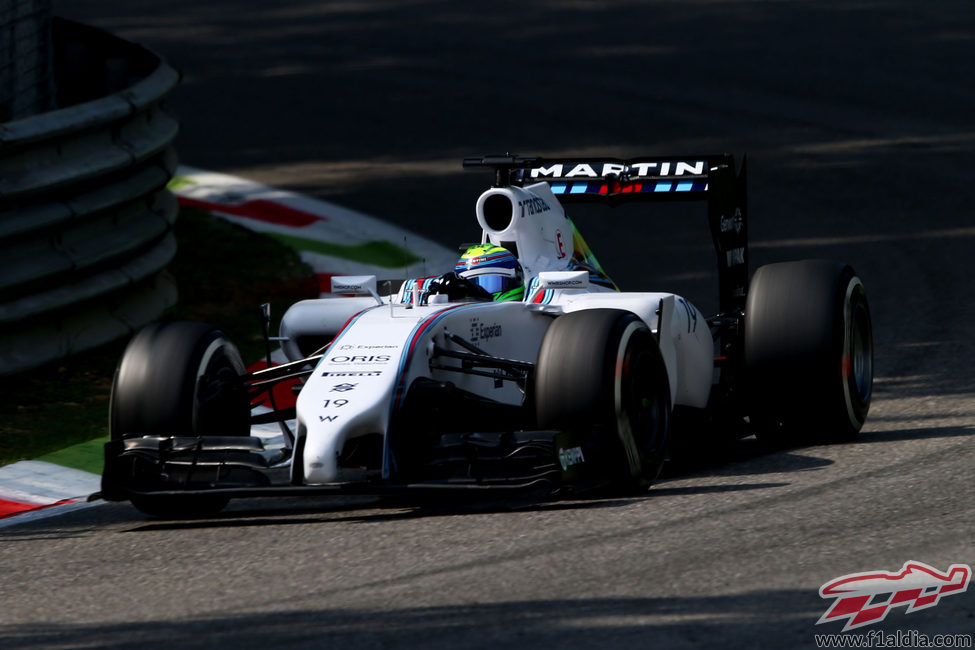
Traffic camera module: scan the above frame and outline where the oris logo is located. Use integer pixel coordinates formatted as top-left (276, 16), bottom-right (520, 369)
top-left (329, 355), bottom-right (391, 364)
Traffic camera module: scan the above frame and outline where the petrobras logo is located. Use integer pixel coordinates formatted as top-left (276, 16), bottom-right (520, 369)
top-left (817, 561), bottom-right (971, 631)
top-left (518, 195), bottom-right (550, 217)
top-left (528, 161), bottom-right (706, 179)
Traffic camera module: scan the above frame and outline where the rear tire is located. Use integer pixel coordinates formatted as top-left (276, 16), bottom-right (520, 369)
top-left (110, 322), bottom-right (251, 517)
top-left (745, 260), bottom-right (873, 444)
top-left (535, 309), bottom-right (671, 493)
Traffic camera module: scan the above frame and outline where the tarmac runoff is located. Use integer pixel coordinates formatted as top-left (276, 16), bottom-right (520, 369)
top-left (0, 167), bottom-right (455, 525)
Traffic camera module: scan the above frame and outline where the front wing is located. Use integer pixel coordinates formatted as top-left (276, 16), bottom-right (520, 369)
top-left (100, 427), bottom-right (606, 502)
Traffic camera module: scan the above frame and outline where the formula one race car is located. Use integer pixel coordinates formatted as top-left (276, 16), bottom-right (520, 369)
top-left (101, 154), bottom-right (874, 516)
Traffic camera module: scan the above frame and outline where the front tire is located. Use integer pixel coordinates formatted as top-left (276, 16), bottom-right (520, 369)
top-left (535, 309), bottom-right (671, 493)
top-left (745, 260), bottom-right (874, 444)
top-left (110, 321), bottom-right (251, 517)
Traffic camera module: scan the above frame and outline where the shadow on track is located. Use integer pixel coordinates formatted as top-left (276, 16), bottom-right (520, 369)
top-left (8, 428), bottom-right (965, 536)
top-left (663, 435), bottom-right (834, 478)
top-left (2, 590), bottom-right (970, 650)
top-left (856, 425), bottom-right (974, 444)
top-left (120, 477), bottom-right (797, 533)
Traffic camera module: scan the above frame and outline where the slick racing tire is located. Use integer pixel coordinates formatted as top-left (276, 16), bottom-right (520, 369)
top-left (535, 309), bottom-right (671, 494)
top-left (110, 322), bottom-right (251, 517)
top-left (745, 260), bottom-right (874, 444)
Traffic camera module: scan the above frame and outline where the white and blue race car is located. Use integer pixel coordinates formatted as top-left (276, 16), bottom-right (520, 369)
top-left (101, 154), bottom-right (874, 516)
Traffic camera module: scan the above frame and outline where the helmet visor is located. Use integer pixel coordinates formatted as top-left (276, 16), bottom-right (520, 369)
top-left (469, 274), bottom-right (518, 294)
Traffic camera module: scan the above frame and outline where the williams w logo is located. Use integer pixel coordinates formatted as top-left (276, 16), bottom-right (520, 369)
top-left (817, 561), bottom-right (971, 631)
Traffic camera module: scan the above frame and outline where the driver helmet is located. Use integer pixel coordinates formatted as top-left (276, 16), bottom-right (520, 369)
top-left (455, 244), bottom-right (525, 301)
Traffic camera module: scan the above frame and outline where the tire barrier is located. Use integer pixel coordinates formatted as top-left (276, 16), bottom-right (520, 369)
top-left (0, 18), bottom-right (179, 374)
top-left (0, 0), bottom-right (57, 122)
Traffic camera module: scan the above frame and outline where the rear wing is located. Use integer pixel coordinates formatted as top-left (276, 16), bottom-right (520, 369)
top-left (463, 154), bottom-right (748, 313)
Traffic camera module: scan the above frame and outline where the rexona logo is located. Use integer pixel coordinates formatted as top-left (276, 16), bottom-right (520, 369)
top-left (528, 161), bottom-right (706, 179)
top-left (817, 561), bottom-right (971, 631)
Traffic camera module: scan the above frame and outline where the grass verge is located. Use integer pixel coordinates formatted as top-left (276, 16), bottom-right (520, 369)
top-left (0, 207), bottom-right (318, 468)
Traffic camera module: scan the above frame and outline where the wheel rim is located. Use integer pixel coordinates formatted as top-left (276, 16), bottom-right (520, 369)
top-left (850, 300), bottom-right (873, 403)
top-left (615, 325), bottom-right (668, 480)
top-left (193, 337), bottom-right (247, 435)
top-left (614, 322), bottom-right (645, 478)
top-left (841, 279), bottom-right (873, 429)
top-left (626, 351), bottom-right (665, 446)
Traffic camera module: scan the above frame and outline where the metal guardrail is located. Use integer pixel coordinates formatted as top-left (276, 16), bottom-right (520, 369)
top-left (0, 18), bottom-right (180, 374)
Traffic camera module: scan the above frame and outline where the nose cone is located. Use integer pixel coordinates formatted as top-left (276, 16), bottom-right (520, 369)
top-left (302, 425), bottom-right (343, 483)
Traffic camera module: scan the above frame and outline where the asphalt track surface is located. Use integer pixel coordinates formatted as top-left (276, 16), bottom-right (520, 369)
top-left (4, 2), bottom-right (973, 648)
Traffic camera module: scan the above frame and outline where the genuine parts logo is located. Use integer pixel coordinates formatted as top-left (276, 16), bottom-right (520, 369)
top-left (817, 561), bottom-right (971, 631)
